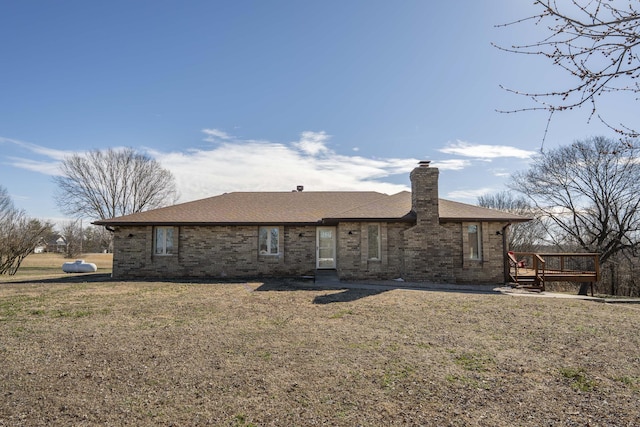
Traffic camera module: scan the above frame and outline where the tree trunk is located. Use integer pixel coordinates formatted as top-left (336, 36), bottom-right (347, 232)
top-left (610, 263), bottom-right (616, 296)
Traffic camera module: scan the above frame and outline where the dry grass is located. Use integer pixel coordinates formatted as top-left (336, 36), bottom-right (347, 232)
top-left (1, 253), bottom-right (113, 281)
top-left (1, 265), bottom-right (639, 425)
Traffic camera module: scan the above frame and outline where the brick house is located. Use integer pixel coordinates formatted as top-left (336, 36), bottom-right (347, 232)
top-left (94, 162), bottom-right (528, 284)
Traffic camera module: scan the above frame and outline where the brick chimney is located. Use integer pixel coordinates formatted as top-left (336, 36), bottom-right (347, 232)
top-left (410, 161), bottom-right (439, 226)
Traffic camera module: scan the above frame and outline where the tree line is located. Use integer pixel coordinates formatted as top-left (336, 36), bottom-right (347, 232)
top-left (480, 137), bottom-right (640, 296)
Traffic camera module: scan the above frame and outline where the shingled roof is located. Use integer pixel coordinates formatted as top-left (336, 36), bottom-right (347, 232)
top-left (93, 191), bottom-right (529, 226)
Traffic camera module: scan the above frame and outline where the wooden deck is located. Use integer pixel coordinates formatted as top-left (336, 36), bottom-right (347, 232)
top-left (508, 252), bottom-right (600, 294)
top-left (516, 268), bottom-right (598, 283)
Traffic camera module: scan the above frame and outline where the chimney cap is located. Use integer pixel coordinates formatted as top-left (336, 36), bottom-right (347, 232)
top-left (418, 160), bottom-right (431, 167)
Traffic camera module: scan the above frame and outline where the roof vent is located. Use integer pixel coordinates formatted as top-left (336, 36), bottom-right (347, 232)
top-left (296, 185), bottom-right (304, 192)
top-left (418, 160), bottom-right (431, 167)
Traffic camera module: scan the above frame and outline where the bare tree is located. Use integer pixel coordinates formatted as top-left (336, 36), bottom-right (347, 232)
top-left (0, 186), bottom-right (53, 275)
top-left (82, 224), bottom-right (112, 253)
top-left (510, 136), bottom-right (640, 264)
top-left (60, 220), bottom-right (83, 259)
top-left (495, 0), bottom-right (640, 138)
top-left (0, 185), bottom-right (12, 223)
top-left (54, 148), bottom-right (178, 220)
top-left (477, 191), bottom-right (545, 252)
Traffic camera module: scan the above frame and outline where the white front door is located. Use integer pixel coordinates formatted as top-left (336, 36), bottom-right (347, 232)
top-left (316, 227), bottom-right (336, 269)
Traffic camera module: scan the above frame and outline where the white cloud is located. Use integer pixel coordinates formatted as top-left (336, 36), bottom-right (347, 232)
top-left (4, 132), bottom-right (523, 207)
top-left (6, 157), bottom-right (64, 176)
top-left (446, 187), bottom-right (497, 201)
top-left (0, 137), bottom-right (73, 176)
top-left (491, 168), bottom-right (511, 177)
top-left (430, 159), bottom-right (471, 170)
top-left (439, 140), bottom-right (536, 159)
top-left (293, 130), bottom-right (331, 156)
top-left (150, 132), bottom-right (420, 202)
top-left (2, 133), bottom-right (423, 201)
top-left (202, 128), bottom-right (232, 142)
top-left (0, 136), bottom-right (73, 161)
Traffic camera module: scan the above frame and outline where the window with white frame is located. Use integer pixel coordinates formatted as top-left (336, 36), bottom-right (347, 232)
top-left (155, 226), bottom-right (174, 255)
top-left (467, 223), bottom-right (482, 260)
top-left (368, 224), bottom-right (380, 260)
top-left (259, 226), bottom-right (279, 255)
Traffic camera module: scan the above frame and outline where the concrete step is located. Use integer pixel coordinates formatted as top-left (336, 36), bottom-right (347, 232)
top-left (315, 269), bottom-right (340, 284)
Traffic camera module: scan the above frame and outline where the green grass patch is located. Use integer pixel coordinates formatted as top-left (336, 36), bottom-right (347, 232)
top-left (381, 364), bottom-right (415, 389)
top-left (51, 309), bottom-right (93, 318)
top-left (454, 351), bottom-right (493, 372)
top-left (232, 413), bottom-right (257, 427)
top-left (614, 376), bottom-right (638, 390)
top-left (0, 295), bottom-right (45, 319)
top-left (559, 367), bottom-right (597, 392)
top-left (329, 309), bottom-right (354, 319)
top-left (257, 351), bottom-right (272, 361)
top-left (445, 373), bottom-right (491, 390)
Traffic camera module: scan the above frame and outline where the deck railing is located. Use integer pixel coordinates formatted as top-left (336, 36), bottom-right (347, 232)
top-left (508, 252), bottom-right (601, 293)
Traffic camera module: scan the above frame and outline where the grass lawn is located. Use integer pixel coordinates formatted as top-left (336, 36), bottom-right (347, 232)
top-left (4, 252), bottom-right (113, 280)
top-left (1, 257), bottom-right (639, 425)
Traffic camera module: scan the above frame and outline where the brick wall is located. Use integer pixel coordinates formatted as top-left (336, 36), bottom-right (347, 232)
top-left (336, 222), bottom-right (410, 280)
top-left (112, 219), bottom-right (507, 283)
top-left (112, 225), bottom-right (317, 279)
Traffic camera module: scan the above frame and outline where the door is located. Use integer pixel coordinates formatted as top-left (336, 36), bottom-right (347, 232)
top-left (316, 227), bottom-right (336, 269)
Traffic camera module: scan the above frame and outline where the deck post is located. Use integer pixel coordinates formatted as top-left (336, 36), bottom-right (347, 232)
top-left (578, 283), bottom-right (589, 296)
top-left (502, 224), bottom-right (510, 285)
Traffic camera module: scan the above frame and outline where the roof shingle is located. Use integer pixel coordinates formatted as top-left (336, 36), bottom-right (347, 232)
top-left (93, 191), bottom-right (529, 225)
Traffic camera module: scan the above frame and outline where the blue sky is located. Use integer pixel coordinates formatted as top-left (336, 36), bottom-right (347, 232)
top-left (1, 0), bottom-right (633, 224)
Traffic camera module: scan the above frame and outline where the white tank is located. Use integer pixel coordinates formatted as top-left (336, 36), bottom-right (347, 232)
top-left (62, 259), bottom-right (98, 273)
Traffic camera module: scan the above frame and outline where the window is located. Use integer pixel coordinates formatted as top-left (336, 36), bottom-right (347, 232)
top-left (467, 224), bottom-right (481, 260)
top-left (368, 224), bottom-right (380, 260)
top-left (259, 227), bottom-right (279, 255)
top-left (155, 227), bottom-right (174, 255)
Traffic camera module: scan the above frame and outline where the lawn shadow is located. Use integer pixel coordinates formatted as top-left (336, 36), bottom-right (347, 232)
top-left (254, 280), bottom-right (390, 304)
top-left (4, 274), bottom-right (501, 304)
top-left (1, 273), bottom-right (114, 285)
top-left (312, 288), bottom-right (389, 304)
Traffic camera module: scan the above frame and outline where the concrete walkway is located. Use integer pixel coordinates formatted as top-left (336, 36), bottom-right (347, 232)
top-left (312, 277), bottom-right (640, 303)
top-left (312, 278), bottom-right (498, 294)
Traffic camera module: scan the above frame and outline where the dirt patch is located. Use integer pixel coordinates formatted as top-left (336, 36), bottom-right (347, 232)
top-left (1, 279), bottom-right (639, 426)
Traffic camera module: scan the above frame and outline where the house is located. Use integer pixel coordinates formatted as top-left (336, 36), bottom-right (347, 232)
top-left (94, 162), bottom-right (529, 284)
top-left (51, 236), bottom-right (67, 253)
top-left (34, 235), bottom-right (67, 253)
